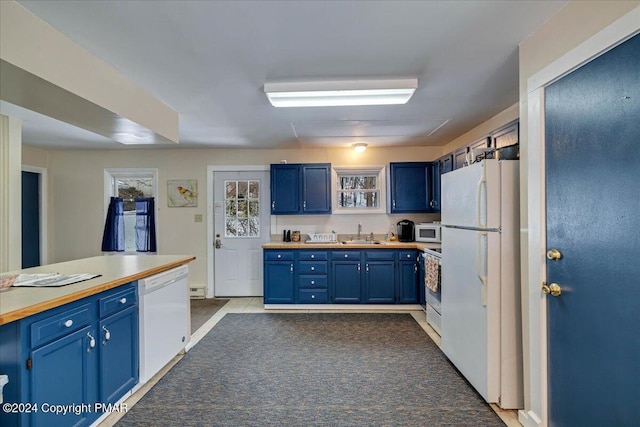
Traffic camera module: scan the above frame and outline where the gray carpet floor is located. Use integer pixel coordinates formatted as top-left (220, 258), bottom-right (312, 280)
top-left (118, 313), bottom-right (505, 427)
top-left (190, 298), bottom-right (230, 332)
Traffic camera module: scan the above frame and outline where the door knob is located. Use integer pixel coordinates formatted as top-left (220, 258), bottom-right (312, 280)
top-left (546, 248), bottom-right (562, 261)
top-left (542, 282), bottom-right (562, 297)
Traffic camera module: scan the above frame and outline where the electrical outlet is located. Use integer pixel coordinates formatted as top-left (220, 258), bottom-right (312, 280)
top-left (194, 214), bottom-right (203, 222)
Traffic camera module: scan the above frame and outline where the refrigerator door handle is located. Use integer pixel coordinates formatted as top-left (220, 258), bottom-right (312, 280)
top-left (476, 166), bottom-right (486, 229)
top-left (476, 231), bottom-right (488, 306)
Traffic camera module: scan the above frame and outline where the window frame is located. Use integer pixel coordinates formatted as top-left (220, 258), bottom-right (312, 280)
top-left (104, 168), bottom-right (159, 253)
top-left (331, 165), bottom-right (387, 214)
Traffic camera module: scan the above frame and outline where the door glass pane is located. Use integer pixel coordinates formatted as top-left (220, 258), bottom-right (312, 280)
top-left (224, 180), bottom-right (260, 238)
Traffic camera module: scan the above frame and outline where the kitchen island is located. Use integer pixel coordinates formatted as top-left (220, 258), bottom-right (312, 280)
top-left (0, 255), bottom-right (194, 427)
top-left (0, 255), bottom-right (195, 325)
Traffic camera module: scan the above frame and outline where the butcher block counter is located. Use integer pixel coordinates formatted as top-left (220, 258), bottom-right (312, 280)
top-left (262, 240), bottom-right (441, 251)
top-left (0, 254), bottom-right (195, 325)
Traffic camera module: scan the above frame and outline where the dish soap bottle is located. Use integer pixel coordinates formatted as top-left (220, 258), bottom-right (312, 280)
top-left (388, 223), bottom-right (397, 241)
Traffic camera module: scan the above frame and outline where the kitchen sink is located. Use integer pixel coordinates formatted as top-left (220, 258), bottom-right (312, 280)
top-left (340, 240), bottom-right (382, 245)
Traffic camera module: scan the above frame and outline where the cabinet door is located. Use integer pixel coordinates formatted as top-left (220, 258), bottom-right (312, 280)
top-left (364, 261), bottom-right (395, 303)
top-left (270, 164), bottom-right (301, 214)
top-left (429, 161), bottom-right (441, 213)
top-left (99, 305), bottom-right (139, 405)
top-left (440, 154), bottom-right (453, 174)
top-left (302, 164), bottom-right (331, 214)
top-left (398, 260), bottom-right (419, 303)
top-left (453, 147), bottom-right (467, 170)
top-left (31, 325), bottom-right (97, 427)
top-left (491, 122), bottom-right (519, 149)
top-left (264, 261), bottom-right (295, 303)
top-left (389, 162), bottom-right (430, 213)
top-left (331, 261), bottom-right (361, 303)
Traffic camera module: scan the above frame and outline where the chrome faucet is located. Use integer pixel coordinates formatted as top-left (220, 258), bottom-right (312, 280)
top-left (357, 223), bottom-right (362, 240)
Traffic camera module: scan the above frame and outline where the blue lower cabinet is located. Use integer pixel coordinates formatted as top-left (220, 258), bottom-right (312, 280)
top-left (99, 305), bottom-right (139, 405)
top-left (262, 248), bottom-right (424, 305)
top-left (399, 252), bottom-right (420, 303)
top-left (298, 289), bottom-right (328, 303)
top-left (364, 261), bottom-right (396, 303)
top-left (31, 325), bottom-right (97, 427)
top-left (264, 257), bottom-right (295, 304)
top-left (0, 283), bottom-right (139, 427)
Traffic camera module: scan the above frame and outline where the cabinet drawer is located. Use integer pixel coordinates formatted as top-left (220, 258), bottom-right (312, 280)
top-left (298, 289), bottom-right (328, 303)
top-left (399, 250), bottom-right (418, 261)
top-left (264, 251), bottom-right (294, 261)
top-left (30, 303), bottom-right (92, 348)
top-left (330, 251), bottom-right (361, 261)
top-left (297, 261), bottom-right (327, 275)
top-left (99, 285), bottom-right (137, 318)
top-left (298, 251), bottom-right (327, 261)
top-left (298, 276), bottom-right (328, 289)
top-left (365, 250), bottom-right (395, 261)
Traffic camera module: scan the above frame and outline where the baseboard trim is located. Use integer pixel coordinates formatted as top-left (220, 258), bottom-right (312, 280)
top-left (518, 409), bottom-right (543, 427)
top-left (264, 304), bottom-right (423, 311)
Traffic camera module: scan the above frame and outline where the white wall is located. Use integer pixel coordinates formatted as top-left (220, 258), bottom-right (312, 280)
top-left (0, 115), bottom-right (22, 271)
top-left (21, 145), bottom-right (443, 288)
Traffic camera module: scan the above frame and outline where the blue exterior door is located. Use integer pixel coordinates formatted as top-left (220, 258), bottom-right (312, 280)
top-left (545, 33), bottom-right (640, 426)
top-left (22, 171), bottom-right (40, 268)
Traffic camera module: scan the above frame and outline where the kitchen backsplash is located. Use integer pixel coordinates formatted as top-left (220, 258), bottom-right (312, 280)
top-left (270, 213), bottom-right (439, 240)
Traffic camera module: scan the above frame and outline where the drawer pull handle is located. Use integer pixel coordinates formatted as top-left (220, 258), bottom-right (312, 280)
top-left (311, 255), bottom-right (315, 259)
top-left (119, 297), bottom-right (127, 304)
top-left (277, 254), bottom-right (282, 259)
top-left (345, 254), bottom-right (348, 258)
top-left (102, 326), bottom-right (111, 345)
top-left (311, 266), bottom-right (315, 271)
top-left (311, 281), bottom-right (315, 285)
top-left (407, 254), bottom-right (411, 258)
top-left (87, 332), bottom-right (96, 352)
top-left (311, 294), bottom-right (315, 299)
top-left (64, 319), bottom-right (73, 328)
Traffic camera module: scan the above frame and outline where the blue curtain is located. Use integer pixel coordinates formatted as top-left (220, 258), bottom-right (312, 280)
top-left (101, 197), bottom-right (125, 251)
top-left (135, 197), bottom-right (157, 252)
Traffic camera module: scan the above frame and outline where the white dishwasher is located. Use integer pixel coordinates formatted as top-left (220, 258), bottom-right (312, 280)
top-left (138, 265), bottom-right (190, 385)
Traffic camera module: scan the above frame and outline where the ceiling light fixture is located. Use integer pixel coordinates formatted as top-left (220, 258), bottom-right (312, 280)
top-left (352, 143), bottom-right (368, 153)
top-left (264, 78), bottom-right (418, 108)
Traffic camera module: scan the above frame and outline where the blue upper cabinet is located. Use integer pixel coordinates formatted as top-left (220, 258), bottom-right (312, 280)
top-left (270, 164), bottom-right (300, 214)
top-left (271, 163), bottom-right (331, 215)
top-left (389, 162), bottom-right (437, 213)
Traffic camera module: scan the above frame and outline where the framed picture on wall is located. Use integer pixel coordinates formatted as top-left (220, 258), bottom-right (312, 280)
top-left (167, 179), bottom-right (197, 207)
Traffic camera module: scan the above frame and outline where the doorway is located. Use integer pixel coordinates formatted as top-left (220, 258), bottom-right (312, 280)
top-left (211, 169), bottom-right (270, 297)
top-left (21, 165), bottom-right (47, 268)
top-left (544, 32), bottom-right (639, 427)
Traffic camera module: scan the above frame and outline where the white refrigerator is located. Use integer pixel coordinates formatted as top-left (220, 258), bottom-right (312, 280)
top-left (440, 159), bottom-right (523, 409)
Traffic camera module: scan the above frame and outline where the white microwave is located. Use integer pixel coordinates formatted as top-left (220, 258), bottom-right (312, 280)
top-left (415, 223), bottom-right (441, 243)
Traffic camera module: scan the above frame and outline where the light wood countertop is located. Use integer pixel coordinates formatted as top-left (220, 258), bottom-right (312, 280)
top-left (0, 255), bottom-right (195, 325)
top-left (262, 241), bottom-right (441, 251)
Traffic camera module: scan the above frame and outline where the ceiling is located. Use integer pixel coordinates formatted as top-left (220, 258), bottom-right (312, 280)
top-left (2, 0), bottom-right (567, 150)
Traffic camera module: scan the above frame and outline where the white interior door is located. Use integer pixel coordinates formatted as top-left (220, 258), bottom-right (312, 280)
top-left (213, 171), bottom-right (270, 297)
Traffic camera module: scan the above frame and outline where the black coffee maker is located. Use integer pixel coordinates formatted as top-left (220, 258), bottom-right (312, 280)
top-left (396, 219), bottom-right (415, 242)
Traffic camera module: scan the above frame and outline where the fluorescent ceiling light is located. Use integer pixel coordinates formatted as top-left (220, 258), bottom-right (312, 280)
top-left (264, 79), bottom-right (417, 108)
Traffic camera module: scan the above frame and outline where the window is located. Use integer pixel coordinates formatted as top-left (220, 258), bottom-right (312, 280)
top-left (225, 180), bottom-right (260, 237)
top-left (332, 166), bottom-right (386, 214)
top-left (104, 169), bottom-right (158, 252)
